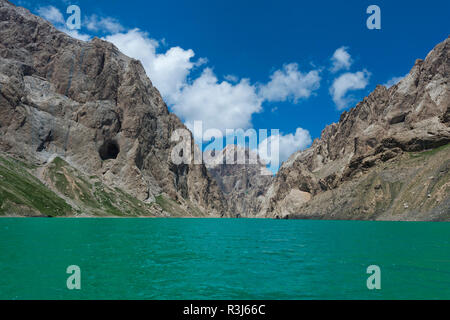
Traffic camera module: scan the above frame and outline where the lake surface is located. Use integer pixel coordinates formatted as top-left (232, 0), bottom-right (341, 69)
top-left (0, 218), bottom-right (449, 299)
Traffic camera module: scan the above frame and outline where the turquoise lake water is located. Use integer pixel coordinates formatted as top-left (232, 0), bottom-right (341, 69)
top-left (0, 218), bottom-right (449, 299)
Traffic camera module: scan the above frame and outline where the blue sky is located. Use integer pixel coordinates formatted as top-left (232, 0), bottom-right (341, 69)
top-left (15, 0), bottom-right (450, 168)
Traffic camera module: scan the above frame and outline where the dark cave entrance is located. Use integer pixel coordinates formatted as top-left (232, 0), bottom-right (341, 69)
top-left (99, 139), bottom-right (120, 160)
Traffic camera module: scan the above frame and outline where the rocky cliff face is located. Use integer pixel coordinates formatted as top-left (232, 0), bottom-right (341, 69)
top-left (205, 145), bottom-right (272, 217)
top-left (0, 0), bottom-right (226, 217)
top-left (0, 0), bottom-right (448, 220)
top-left (259, 37), bottom-right (450, 220)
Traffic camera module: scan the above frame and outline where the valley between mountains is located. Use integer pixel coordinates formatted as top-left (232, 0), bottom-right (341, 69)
top-left (0, 0), bottom-right (449, 220)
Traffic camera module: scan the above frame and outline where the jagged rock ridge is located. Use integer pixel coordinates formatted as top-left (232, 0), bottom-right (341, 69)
top-left (0, 0), bottom-right (448, 220)
top-left (0, 0), bottom-right (227, 217)
top-left (258, 36), bottom-right (450, 220)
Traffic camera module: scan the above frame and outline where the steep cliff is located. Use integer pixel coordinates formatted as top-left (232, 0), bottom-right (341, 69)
top-left (1, 0), bottom-right (448, 220)
top-left (0, 0), bottom-right (226, 217)
top-left (206, 145), bottom-right (272, 217)
top-left (259, 36), bottom-right (450, 220)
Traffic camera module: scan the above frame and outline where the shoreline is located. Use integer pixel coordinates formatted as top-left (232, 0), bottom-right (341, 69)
top-left (0, 216), bottom-right (448, 222)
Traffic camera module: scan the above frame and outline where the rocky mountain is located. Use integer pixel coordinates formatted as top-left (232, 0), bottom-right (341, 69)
top-left (205, 145), bottom-right (272, 217)
top-left (0, 0), bottom-right (226, 217)
top-left (258, 36), bottom-right (450, 221)
top-left (0, 0), bottom-right (448, 220)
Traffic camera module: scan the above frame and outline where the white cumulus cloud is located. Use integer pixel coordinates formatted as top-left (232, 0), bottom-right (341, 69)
top-left (37, 6), bottom-right (65, 25)
top-left (36, 6), bottom-right (91, 41)
top-left (104, 29), bottom-right (198, 104)
top-left (36, 10), bottom-right (320, 160)
top-left (277, 128), bottom-right (312, 162)
top-left (224, 74), bottom-right (239, 82)
top-left (330, 70), bottom-right (371, 110)
top-left (105, 29), bottom-right (264, 135)
top-left (258, 127), bottom-right (312, 166)
top-left (259, 63), bottom-right (321, 103)
top-left (86, 15), bottom-right (125, 34)
top-left (330, 46), bottom-right (352, 73)
top-left (172, 68), bottom-right (263, 135)
top-left (34, 7), bottom-right (328, 172)
top-left (60, 28), bottom-right (91, 41)
top-left (105, 29), bottom-right (322, 136)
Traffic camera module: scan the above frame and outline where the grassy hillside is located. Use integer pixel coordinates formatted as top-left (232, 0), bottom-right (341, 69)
top-left (0, 154), bottom-right (202, 217)
top-left (290, 143), bottom-right (450, 221)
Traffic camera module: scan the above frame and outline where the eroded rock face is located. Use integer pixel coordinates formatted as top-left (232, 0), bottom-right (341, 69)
top-left (260, 36), bottom-right (450, 220)
top-left (205, 145), bottom-right (272, 217)
top-left (0, 0), bottom-right (448, 220)
top-left (0, 0), bottom-right (226, 216)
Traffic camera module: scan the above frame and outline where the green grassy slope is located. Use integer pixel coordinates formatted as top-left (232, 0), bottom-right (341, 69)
top-left (0, 153), bottom-right (209, 217)
top-left (42, 156), bottom-right (161, 217)
top-left (0, 156), bottom-right (72, 216)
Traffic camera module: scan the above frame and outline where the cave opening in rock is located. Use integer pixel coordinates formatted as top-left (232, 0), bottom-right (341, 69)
top-left (99, 139), bottom-right (119, 160)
